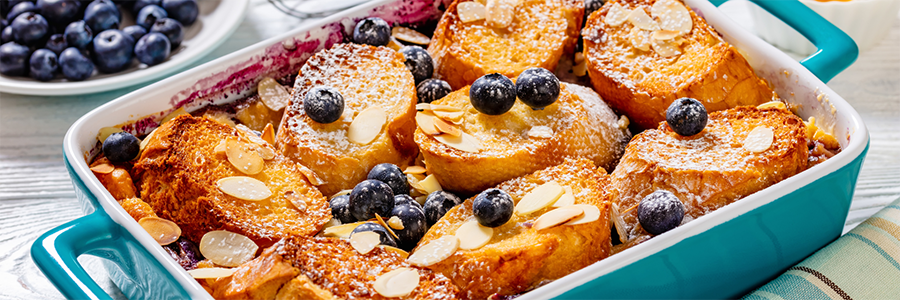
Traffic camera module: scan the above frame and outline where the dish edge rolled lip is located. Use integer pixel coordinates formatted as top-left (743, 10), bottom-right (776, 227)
top-left (60, 0), bottom-right (869, 298)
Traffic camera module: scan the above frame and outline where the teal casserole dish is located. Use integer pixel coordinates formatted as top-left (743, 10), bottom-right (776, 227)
top-left (32, 0), bottom-right (867, 299)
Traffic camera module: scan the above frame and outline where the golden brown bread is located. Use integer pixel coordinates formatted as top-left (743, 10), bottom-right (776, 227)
top-left (210, 242), bottom-right (300, 300)
top-left (609, 106), bottom-right (808, 242)
top-left (583, 0), bottom-right (776, 129)
top-left (134, 115), bottom-right (330, 246)
top-left (415, 82), bottom-right (629, 194)
top-left (428, 0), bottom-right (584, 89)
top-left (416, 158), bottom-right (611, 299)
top-left (277, 43), bottom-right (419, 196)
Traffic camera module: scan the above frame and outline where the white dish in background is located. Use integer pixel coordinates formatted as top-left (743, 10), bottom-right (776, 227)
top-left (0, 0), bottom-right (249, 96)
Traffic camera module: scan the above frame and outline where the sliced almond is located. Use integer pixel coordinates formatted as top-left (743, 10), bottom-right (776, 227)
top-left (485, 0), bottom-right (514, 29)
top-left (199, 230), bottom-right (258, 267)
top-left (139, 128), bottom-right (157, 151)
top-left (350, 231), bottom-right (381, 255)
top-left (515, 181), bottom-right (565, 215)
top-left (433, 117), bottom-right (461, 137)
top-left (97, 127), bottom-right (123, 143)
top-left (348, 107), bottom-right (386, 145)
top-left (433, 110), bottom-right (464, 123)
top-left (533, 207), bottom-right (584, 230)
top-left (527, 126), bottom-right (554, 139)
top-left (652, 0), bottom-right (692, 35)
top-left (417, 174), bottom-right (443, 194)
top-left (254, 145), bottom-right (276, 160)
top-left (161, 107), bottom-right (189, 125)
top-left (415, 196), bottom-right (427, 205)
top-left (214, 140), bottom-right (227, 154)
top-left (226, 139), bottom-right (265, 175)
top-left (236, 124), bottom-right (271, 147)
top-left (416, 112), bottom-right (441, 135)
top-left (573, 60), bottom-right (588, 77)
top-left (630, 27), bottom-right (651, 52)
top-left (375, 213), bottom-right (400, 240)
top-left (373, 268), bottom-right (420, 298)
top-left (428, 104), bottom-right (463, 112)
top-left (672, 35), bottom-right (686, 46)
top-left (457, 1), bottom-right (486, 23)
top-left (434, 131), bottom-right (481, 153)
top-left (138, 217), bottom-right (181, 245)
top-left (407, 174), bottom-right (423, 193)
top-left (757, 101), bottom-right (787, 111)
top-left (388, 216), bottom-right (405, 230)
top-left (299, 165), bottom-right (325, 186)
top-left (404, 166), bottom-right (427, 175)
top-left (651, 30), bottom-right (680, 41)
top-left (743, 126), bottom-right (774, 153)
top-left (652, 39), bottom-right (682, 58)
top-left (455, 220), bottom-right (493, 250)
top-left (610, 203), bottom-right (628, 243)
top-left (627, 8), bottom-right (660, 31)
top-left (331, 189), bottom-right (353, 199)
top-left (285, 190), bottom-right (307, 211)
top-left (90, 163), bottom-right (115, 174)
top-left (187, 267), bottom-right (235, 279)
top-left (415, 103), bottom-right (432, 111)
top-left (574, 52), bottom-right (585, 64)
top-left (407, 235), bottom-right (459, 267)
top-left (323, 222), bottom-right (364, 238)
top-left (605, 2), bottom-right (630, 27)
top-left (261, 123), bottom-right (275, 145)
top-left (257, 77), bottom-right (291, 111)
top-left (392, 27), bottom-right (430, 45)
top-left (552, 186), bottom-right (576, 208)
top-left (565, 204), bottom-right (601, 225)
top-left (379, 245), bottom-right (410, 259)
top-left (387, 36), bottom-right (404, 51)
top-left (217, 176), bottom-right (272, 201)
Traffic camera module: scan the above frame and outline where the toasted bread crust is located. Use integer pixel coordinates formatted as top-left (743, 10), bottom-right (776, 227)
top-left (428, 0), bottom-right (584, 89)
top-left (416, 83), bottom-right (629, 194)
top-left (610, 106), bottom-right (808, 240)
top-left (211, 242), bottom-right (300, 300)
top-left (277, 43), bottom-right (419, 196)
top-left (134, 115), bottom-right (330, 246)
top-left (583, 0), bottom-right (776, 129)
top-left (418, 158), bottom-right (611, 299)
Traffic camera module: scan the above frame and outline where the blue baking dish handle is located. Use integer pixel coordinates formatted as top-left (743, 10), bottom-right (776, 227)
top-left (710, 0), bottom-right (858, 82)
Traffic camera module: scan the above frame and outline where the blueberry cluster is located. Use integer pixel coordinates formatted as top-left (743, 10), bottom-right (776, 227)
top-left (0, 0), bottom-right (198, 81)
top-left (469, 67), bottom-right (562, 115)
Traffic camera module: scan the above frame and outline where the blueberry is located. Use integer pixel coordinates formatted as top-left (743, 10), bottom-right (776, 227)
top-left (37, 0), bottom-right (82, 26)
top-left (516, 67), bottom-right (560, 109)
top-left (423, 190), bottom-right (462, 226)
top-left (472, 188), bottom-right (513, 228)
top-left (132, 0), bottom-right (161, 15)
top-left (161, 0), bottom-right (198, 26)
top-left (29, 48), bottom-right (57, 81)
top-left (44, 33), bottom-right (66, 54)
top-left (349, 179), bottom-right (394, 221)
top-left (64, 20), bottom-right (92, 49)
top-left (11, 12), bottom-right (49, 46)
top-left (92, 29), bottom-right (133, 73)
top-left (59, 47), bottom-right (93, 80)
top-left (470, 73), bottom-right (516, 115)
top-left (84, 0), bottom-right (120, 33)
top-left (102, 131), bottom-right (140, 162)
top-left (134, 31), bottom-right (168, 65)
top-left (135, 4), bottom-right (166, 29)
top-left (391, 201), bottom-right (426, 251)
top-left (352, 17), bottom-right (389, 46)
top-left (330, 194), bottom-right (355, 223)
top-left (7, 1), bottom-right (38, 21)
top-left (416, 78), bottom-right (451, 104)
top-left (665, 97), bottom-right (707, 136)
top-left (303, 86), bottom-right (344, 124)
top-left (637, 190), bottom-right (685, 235)
top-left (1, 26), bottom-right (13, 44)
top-left (149, 17), bottom-right (182, 49)
top-left (122, 24), bottom-right (146, 41)
top-left (0, 41), bottom-right (31, 76)
top-left (398, 45), bottom-right (433, 84)
top-left (393, 194), bottom-right (420, 208)
top-left (350, 222), bottom-right (397, 247)
top-left (367, 163), bottom-right (409, 196)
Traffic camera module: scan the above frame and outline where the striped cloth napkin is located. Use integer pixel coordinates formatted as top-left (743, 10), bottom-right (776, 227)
top-left (745, 198), bottom-right (900, 299)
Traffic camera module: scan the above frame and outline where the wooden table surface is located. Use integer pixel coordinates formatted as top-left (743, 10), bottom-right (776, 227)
top-left (1, 1), bottom-right (897, 299)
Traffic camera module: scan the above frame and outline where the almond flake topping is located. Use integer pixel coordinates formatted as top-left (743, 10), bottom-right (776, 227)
top-left (217, 176), bottom-right (272, 201)
top-left (226, 139), bottom-right (265, 175)
top-left (610, 203), bottom-right (628, 243)
top-left (138, 217), bottom-right (181, 245)
top-left (332, 189), bottom-right (352, 199)
top-left (388, 216), bottom-right (405, 230)
top-left (254, 145), bottom-right (276, 160)
top-left (415, 103), bottom-right (432, 111)
top-left (392, 27), bottom-right (431, 45)
top-left (90, 163), bottom-right (115, 174)
top-left (417, 174), bottom-right (443, 194)
top-left (628, 8), bottom-right (660, 31)
top-left (651, 0), bottom-right (692, 35)
top-left (630, 27), bottom-right (651, 52)
top-left (533, 207), bottom-right (584, 230)
top-left (139, 128), bottom-right (157, 151)
top-left (97, 127), bottom-right (123, 143)
top-left (323, 222), bottom-right (364, 238)
top-left (374, 268), bottom-right (420, 298)
top-left (187, 267), bottom-right (235, 279)
top-left (552, 186), bottom-right (576, 207)
top-left (486, 0), bottom-right (514, 29)
top-left (528, 126), bottom-right (554, 139)
top-left (434, 131), bottom-right (482, 153)
top-left (258, 77), bottom-right (291, 111)
top-left (605, 2), bottom-right (630, 27)
top-left (455, 220), bottom-right (493, 250)
top-left (199, 230), bottom-right (258, 267)
top-left (387, 36), bottom-right (404, 51)
top-left (434, 117), bottom-right (461, 137)
top-left (299, 165), bottom-right (325, 186)
top-left (285, 191), bottom-right (307, 211)
top-left (416, 112), bottom-right (441, 135)
top-left (457, 1), bottom-right (487, 23)
top-left (350, 231), bottom-right (381, 255)
top-left (757, 101), bottom-right (787, 111)
top-left (429, 104), bottom-right (463, 112)
top-left (261, 123), bottom-right (276, 145)
top-left (379, 245), bottom-right (410, 259)
top-left (408, 235), bottom-right (459, 267)
top-left (433, 110), bottom-right (464, 123)
top-left (565, 204), bottom-right (602, 225)
top-left (236, 124), bottom-right (270, 146)
top-left (404, 166), bottom-right (427, 175)
top-left (348, 107), bottom-right (386, 145)
top-left (214, 140), bottom-right (227, 154)
top-left (375, 213), bottom-right (400, 239)
top-left (743, 126), bottom-right (774, 153)
top-left (651, 30), bottom-right (680, 41)
top-left (515, 181), bottom-right (565, 215)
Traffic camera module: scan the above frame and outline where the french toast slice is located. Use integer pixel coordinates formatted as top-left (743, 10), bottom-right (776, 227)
top-left (415, 82), bottom-right (629, 194)
top-left (416, 158), bottom-right (611, 299)
top-left (609, 106), bottom-right (808, 242)
top-left (134, 115), bottom-right (331, 246)
top-left (277, 43), bottom-right (419, 196)
top-left (583, 0), bottom-right (777, 129)
top-left (207, 238), bottom-right (455, 300)
top-left (427, 0), bottom-right (584, 89)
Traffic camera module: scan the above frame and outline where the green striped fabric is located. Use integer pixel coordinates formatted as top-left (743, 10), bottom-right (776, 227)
top-left (745, 198), bottom-right (900, 300)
